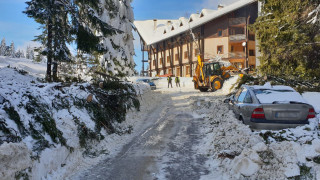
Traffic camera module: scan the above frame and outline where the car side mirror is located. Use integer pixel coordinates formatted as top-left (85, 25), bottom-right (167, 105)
top-left (224, 98), bottom-right (230, 103)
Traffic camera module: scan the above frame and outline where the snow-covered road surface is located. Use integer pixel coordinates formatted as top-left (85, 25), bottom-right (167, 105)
top-left (73, 90), bottom-right (212, 180)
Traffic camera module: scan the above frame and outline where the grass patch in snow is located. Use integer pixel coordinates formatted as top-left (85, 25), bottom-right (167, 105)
top-left (259, 131), bottom-right (288, 144)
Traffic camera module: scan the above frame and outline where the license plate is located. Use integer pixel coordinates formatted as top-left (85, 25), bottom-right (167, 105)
top-left (275, 112), bottom-right (299, 118)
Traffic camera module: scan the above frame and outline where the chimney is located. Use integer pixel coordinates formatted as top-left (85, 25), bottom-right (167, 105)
top-left (218, 4), bottom-right (224, 10)
top-left (167, 20), bottom-right (172, 26)
top-left (153, 19), bottom-right (157, 30)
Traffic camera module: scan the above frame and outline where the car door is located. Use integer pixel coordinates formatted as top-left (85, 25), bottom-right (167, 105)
top-left (234, 88), bottom-right (252, 119)
top-left (233, 88), bottom-right (246, 118)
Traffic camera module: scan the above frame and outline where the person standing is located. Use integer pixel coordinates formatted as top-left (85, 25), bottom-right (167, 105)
top-left (167, 76), bottom-right (173, 88)
top-left (175, 76), bottom-right (180, 87)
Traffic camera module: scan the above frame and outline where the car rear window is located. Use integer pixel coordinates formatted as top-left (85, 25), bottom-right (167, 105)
top-left (253, 89), bottom-right (306, 104)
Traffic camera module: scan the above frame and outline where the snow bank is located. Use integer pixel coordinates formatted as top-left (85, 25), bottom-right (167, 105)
top-left (0, 66), bottom-right (151, 179)
top-left (192, 78), bottom-right (320, 180)
top-left (0, 56), bottom-right (46, 77)
top-left (0, 142), bottom-right (32, 179)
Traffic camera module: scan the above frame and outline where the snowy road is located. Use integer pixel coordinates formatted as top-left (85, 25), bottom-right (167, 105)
top-left (74, 90), bottom-right (212, 180)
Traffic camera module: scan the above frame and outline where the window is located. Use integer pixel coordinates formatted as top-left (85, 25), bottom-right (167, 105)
top-left (175, 54), bottom-right (179, 61)
top-left (249, 50), bottom-right (255, 56)
top-left (176, 67), bottom-right (181, 76)
top-left (160, 58), bottom-right (163, 65)
top-left (229, 29), bottom-right (235, 35)
top-left (167, 56), bottom-right (171, 63)
top-left (200, 13), bottom-right (204, 18)
top-left (243, 92), bottom-right (253, 103)
top-left (184, 51), bottom-right (188, 59)
top-left (237, 88), bottom-right (248, 103)
top-left (249, 34), bottom-right (255, 41)
top-left (218, 29), bottom-right (222, 37)
top-left (186, 66), bottom-right (190, 76)
top-left (231, 46), bottom-right (234, 52)
top-left (171, 26), bottom-right (175, 31)
top-left (189, 18), bottom-right (193, 22)
top-left (217, 46), bottom-right (223, 54)
top-left (163, 30), bottom-right (166, 34)
top-left (180, 22), bottom-right (183, 27)
top-left (194, 49), bottom-right (199, 56)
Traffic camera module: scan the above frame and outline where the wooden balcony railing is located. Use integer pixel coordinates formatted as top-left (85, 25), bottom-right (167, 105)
top-left (228, 52), bottom-right (245, 59)
top-left (229, 34), bottom-right (246, 42)
top-left (229, 17), bottom-right (246, 26)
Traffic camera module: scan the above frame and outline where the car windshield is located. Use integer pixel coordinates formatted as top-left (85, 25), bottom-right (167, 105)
top-left (253, 89), bottom-right (294, 95)
top-left (137, 79), bottom-right (150, 83)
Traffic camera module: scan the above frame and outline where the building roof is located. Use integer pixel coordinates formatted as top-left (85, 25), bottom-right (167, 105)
top-left (134, 0), bottom-right (257, 46)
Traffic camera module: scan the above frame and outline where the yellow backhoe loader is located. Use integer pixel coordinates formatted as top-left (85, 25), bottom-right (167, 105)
top-left (193, 55), bottom-right (240, 92)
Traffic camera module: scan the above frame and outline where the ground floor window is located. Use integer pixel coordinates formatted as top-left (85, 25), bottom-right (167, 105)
top-left (186, 66), bottom-right (190, 77)
top-left (176, 67), bottom-right (181, 77)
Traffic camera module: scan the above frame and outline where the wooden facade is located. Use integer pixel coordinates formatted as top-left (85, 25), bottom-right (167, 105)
top-left (139, 2), bottom-right (258, 77)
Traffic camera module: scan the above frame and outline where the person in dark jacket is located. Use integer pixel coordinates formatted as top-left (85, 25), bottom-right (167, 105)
top-left (167, 76), bottom-right (173, 88)
top-left (175, 76), bottom-right (180, 87)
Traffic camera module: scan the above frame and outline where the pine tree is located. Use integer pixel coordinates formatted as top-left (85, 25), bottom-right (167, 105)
top-left (24, 0), bottom-right (57, 81)
top-left (96, 0), bottom-right (136, 77)
top-left (253, 0), bottom-right (320, 80)
top-left (26, 46), bottom-right (31, 59)
top-left (9, 42), bottom-right (15, 58)
top-left (0, 38), bottom-right (6, 56)
top-left (20, 50), bottom-right (25, 58)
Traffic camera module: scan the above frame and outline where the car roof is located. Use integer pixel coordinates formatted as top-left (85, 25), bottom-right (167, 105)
top-left (242, 84), bottom-right (306, 104)
top-left (243, 83), bottom-right (295, 92)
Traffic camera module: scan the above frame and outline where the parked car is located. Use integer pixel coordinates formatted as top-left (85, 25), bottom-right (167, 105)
top-left (224, 84), bottom-right (316, 130)
top-left (136, 79), bottom-right (156, 90)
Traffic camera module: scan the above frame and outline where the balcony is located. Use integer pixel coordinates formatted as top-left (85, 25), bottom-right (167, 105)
top-left (229, 34), bottom-right (246, 42)
top-left (229, 17), bottom-right (246, 26)
top-left (228, 52), bottom-right (245, 59)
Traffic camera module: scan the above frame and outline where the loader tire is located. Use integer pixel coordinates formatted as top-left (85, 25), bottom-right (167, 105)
top-left (211, 78), bottom-right (223, 92)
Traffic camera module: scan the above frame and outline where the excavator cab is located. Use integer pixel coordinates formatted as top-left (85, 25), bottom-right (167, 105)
top-left (203, 62), bottom-right (222, 77)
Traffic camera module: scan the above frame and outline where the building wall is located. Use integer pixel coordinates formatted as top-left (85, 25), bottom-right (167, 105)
top-left (146, 2), bottom-right (258, 77)
top-left (204, 37), bottom-right (229, 60)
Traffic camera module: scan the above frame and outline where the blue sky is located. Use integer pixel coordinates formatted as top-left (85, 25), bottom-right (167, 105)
top-left (0, 0), bottom-right (237, 73)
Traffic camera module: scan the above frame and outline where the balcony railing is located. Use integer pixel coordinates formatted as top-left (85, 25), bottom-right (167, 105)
top-left (229, 17), bottom-right (246, 26)
top-left (229, 34), bottom-right (246, 42)
top-left (228, 52), bottom-right (245, 59)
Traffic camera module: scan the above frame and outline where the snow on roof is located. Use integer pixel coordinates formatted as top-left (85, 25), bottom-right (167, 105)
top-left (134, 0), bottom-right (257, 45)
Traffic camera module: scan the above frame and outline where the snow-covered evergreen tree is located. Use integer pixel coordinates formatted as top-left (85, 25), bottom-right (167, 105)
top-left (308, 4), bottom-right (320, 24)
top-left (0, 38), bottom-right (6, 56)
top-left (20, 50), bottom-right (25, 58)
top-left (26, 46), bottom-right (31, 59)
top-left (9, 42), bottom-right (15, 58)
top-left (97, 0), bottom-right (136, 77)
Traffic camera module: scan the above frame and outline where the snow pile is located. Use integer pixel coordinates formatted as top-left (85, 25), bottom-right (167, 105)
top-left (0, 142), bottom-right (32, 180)
top-left (0, 56), bottom-right (46, 77)
top-left (0, 67), bottom-right (150, 179)
top-left (192, 81), bottom-right (320, 179)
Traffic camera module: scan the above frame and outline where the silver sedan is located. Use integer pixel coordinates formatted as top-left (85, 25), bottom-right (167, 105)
top-left (225, 84), bottom-right (316, 130)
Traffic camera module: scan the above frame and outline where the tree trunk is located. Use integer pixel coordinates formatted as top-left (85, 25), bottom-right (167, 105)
top-left (47, 18), bottom-right (53, 82)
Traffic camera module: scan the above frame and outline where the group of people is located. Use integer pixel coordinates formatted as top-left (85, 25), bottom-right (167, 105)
top-left (167, 76), bottom-right (180, 88)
